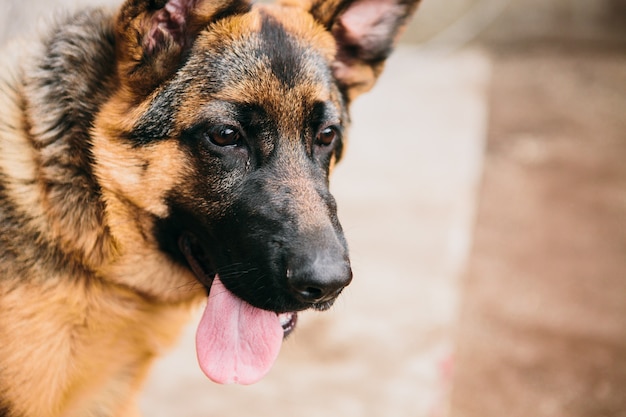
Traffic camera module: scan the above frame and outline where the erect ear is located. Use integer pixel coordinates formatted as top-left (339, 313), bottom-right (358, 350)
top-left (283, 0), bottom-right (421, 101)
top-left (115, 0), bottom-right (250, 96)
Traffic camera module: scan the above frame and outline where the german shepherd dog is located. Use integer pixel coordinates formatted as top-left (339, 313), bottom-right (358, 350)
top-left (0, 0), bottom-right (420, 415)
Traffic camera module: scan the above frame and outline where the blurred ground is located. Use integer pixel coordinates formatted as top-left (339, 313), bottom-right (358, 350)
top-left (448, 2), bottom-right (626, 416)
top-left (450, 48), bottom-right (626, 417)
top-left (2, 0), bottom-right (626, 416)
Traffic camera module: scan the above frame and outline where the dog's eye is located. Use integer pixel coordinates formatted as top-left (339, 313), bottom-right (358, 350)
top-left (316, 126), bottom-right (338, 146)
top-left (206, 126), bottom-right (241, 147)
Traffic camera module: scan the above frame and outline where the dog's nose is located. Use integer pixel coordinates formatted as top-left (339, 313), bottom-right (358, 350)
top-left (286, 249), bottom-right (352, 304)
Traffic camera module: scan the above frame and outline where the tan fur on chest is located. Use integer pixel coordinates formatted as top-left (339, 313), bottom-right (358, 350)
top-left (0, 278), bottom-right (198, 417)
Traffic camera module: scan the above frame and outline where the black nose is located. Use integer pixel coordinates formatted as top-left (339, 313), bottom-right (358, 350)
top-left (286, 249), bottom-right (352, 304)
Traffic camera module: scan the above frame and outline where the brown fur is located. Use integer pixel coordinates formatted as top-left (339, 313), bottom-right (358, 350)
top-left (0, 0), bottom-right (420, 415)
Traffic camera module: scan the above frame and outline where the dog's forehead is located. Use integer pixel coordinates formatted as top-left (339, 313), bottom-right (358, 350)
top-left (194, 4), bottom-right (337, 80)
top-left (182, 5), bottom-right (339, 119)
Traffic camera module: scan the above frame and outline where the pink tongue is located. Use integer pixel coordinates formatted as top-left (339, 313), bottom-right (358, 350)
top-left (195, 275), bottom-right (283, 385)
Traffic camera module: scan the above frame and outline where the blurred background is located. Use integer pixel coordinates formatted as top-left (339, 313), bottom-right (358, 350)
top-left (2, 0), bottom-right (625, 416)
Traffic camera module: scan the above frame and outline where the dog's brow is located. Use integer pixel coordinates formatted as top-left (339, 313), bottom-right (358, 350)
top-left (311, 101), bottom-right (341, 125)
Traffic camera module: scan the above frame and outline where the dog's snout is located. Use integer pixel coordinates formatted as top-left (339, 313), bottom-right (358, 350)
top-left (286, 244), bottom-right (352, 304)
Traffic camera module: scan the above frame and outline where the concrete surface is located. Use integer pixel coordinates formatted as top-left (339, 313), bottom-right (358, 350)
top-left (448, 5), bottom-right (626, 417)
top-left (450, 46), bottom-right (626, 417)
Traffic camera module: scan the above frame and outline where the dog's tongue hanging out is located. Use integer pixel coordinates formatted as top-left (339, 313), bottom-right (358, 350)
top-left (195, 276), bottom-right (284, 385)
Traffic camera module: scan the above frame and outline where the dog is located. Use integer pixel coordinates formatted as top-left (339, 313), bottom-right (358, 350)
top-left (0, 0), bottom-right (420, 415)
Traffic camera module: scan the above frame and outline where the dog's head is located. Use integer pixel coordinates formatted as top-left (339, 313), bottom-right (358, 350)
top-left (93, 0), bottom-right (418, 314)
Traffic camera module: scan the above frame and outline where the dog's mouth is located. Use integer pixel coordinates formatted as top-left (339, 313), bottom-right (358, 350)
top-left (178, 233), bottom-right (216, 288)
top-left (178, 233), bottom-right (298, 385)
top-left (178, 233), bottom-right (298, 336)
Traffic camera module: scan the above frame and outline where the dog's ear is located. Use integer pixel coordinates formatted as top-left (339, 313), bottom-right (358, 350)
top-left (283, 0), bottom-right (420, 101)
top-left (115, 0), bottom-right (249, 96)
